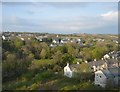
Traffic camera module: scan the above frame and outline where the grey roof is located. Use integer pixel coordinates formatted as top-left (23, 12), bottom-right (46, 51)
top-left (102, 69), bottom-right (112, 78)
top-left (102, 68), bottom-right (120, 77)
top-left (109, 51), bottom-right (120, 58)
top-left (108, 67), bottom-right (120, 77)
top-left (109, 53), bottom-right (118, 58)
top-left (69, 64), bottom-right (80, 71)
top-left (88, 60), bottom-right (105, 67)
top-left (88, 58), bottom-right (119, 68)
top-left (106, 59), bottom-right (118, 64)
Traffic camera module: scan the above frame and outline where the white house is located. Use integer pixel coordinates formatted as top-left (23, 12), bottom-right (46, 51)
top-left (94, 69), bottom-right (110, 87)
top-left (64, 63), bottom-right (73, 78)
top-left (103, 54), bottom-right (110, 59)
top-left (64, 63), bottom-right (80, 78)
top-left (20, 37), bottom-right (24, 41)
top-left (52, 39), bottom-right (59, 44)
top-left (50, 44), bottom-right (57, 47)
top-left (2, 35), bottom-right (6, 40)
top-left (60, 38), bottom-right (68, 44)
top-left (95, 67), bottom-right (119, 88)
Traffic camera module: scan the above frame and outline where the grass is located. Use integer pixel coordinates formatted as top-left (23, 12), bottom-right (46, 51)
top-left (3, 59), bottom-right (105, 90)
top-left (29, 59), bottom-right (55, 70)
top-left (3, 69), bottom-right (104, 90)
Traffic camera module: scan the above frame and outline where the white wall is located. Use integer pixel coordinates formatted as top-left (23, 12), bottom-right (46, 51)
top-left (95, 70), bottom-right (107, 87)
top-left (64, 66), bottom-right (73, 78)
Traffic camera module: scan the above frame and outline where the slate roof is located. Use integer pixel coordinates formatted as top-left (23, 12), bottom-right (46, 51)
top-left (108, 67), bottom-right (120, 77)
top-left (102, 68), bottom-right (120, 78)
top-left (106, 59), bottom-right (118, 66)
top-left (88, 60), bottom-right (105, 67)
top-left (102, 69), bottom-right (112, 78)
top-left (88, 58), bottom-right (119, 68)
top-left (69, 64), bottom-right (80, 71)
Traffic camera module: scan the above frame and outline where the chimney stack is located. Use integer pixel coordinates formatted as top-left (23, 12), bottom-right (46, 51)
top-left (67, 62), bottom-right (69, 66)
top-left (77, 62), bottom-right (80, 64)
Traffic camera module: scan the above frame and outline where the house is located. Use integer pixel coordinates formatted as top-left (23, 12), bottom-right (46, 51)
top-left (94, 69), bottom-right (110, 87)
top-left (64, 63), bottom-right (73, 78)
top-left (109, 51), bottom-right (119, 59)
top-left (50, 44), bottom-right (57, 47)
top-left (103, 54), bottom-right (110, 59)
top-left (52, 38), bottom-right (59, 44)
top-left (88, 57), bottom-right (119, 72)
top-left (106, 58), bottom-right (119, 68)
top-left (20, 37), bottom-right (24, 41)
top-left (71, 39), bottom-right (78, 43)
top-left (64, 63), bottom-right (80, 78)
top-left (94, 67), bottom-right (120, 88)
top-left (88, 59), bottom-right (107, 72)
top-left (35, 36), bottom-right (43, 42)
top-left (2, 35), bottom-right (10, 41)
top-left (2, 35), bottom-right (6, 40)
top-left (60, 38), bottom-right (68, 44)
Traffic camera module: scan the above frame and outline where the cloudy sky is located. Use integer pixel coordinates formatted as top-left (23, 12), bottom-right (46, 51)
top-left (2, 2), bottom-right (118, 34)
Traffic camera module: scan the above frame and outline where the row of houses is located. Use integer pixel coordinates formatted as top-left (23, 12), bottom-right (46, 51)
top-left (64, 51), bottom-right (120, 88)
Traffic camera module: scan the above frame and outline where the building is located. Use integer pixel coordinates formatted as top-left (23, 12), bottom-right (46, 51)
top-left (2, 35), bottom-right (6, 40)
top-left (94, 67), bottom-right (120, 88)
top-left (88, 59), bottom-right (107, 72)
top-left (64, 63), bottom-right (80, 78)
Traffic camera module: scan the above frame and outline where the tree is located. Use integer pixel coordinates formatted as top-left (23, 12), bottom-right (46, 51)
top-left (52, 51), bottom-right (62, 64)
top-left (61, 53), bottom-right (74, 66)
top-left (14, 39), bottom-right (23, 50)
top-left (40, 49), bottom-right (47, 59)
top-left (53, 65), bottom-right (62, 72)
top-left (80, 48), bottom-right (93, 61)
top-left (92, 46), bottom-right (108, 60)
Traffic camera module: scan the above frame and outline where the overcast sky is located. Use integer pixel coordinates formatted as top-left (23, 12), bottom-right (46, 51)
top-left (2, 2), bottom-right (118, 34)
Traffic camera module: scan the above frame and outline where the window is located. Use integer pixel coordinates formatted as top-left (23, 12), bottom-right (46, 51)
top-left (65, 69), bottom-right (67, 71)
top-left (100, 76), bottom-right (102, 78)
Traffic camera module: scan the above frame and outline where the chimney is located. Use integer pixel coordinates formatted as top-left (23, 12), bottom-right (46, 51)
top-left (112, 56), bottom-right (114, 59)
top-left (93, 66), bottom-right (96, 72)
top-left (104, 62), bottom-right (108, 70)
top-left (101, 58), bottom-right (104, 60)
top-left (94, 59), bottom-right (96, 61)
top-left (93, 59), bottom-right (96, 71)
top-left (85, 61), bottom-right (88, 63)
top-left (77, 62), bottom-right (80, 64)
top-left (67, 62), bottom-right (69, 66)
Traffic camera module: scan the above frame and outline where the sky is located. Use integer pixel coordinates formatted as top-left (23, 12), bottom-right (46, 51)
top-left (2, 2), bottom-right (118, 34)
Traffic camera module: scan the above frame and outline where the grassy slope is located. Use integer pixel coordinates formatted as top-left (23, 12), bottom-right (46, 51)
top-left (3, 59), bottom-right (104, 90)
